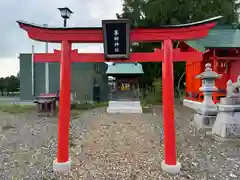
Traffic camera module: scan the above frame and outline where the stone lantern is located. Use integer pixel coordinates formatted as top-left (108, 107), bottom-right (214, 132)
top-left (196, 63), bottom-right (221, 110)
top-left (212, 75), bottom-right (240, 141)
top-left (193, 63), bottom-right (221, 131)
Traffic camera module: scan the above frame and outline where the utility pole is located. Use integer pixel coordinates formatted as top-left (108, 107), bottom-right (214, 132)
top-left (43, 24), bottom-right (49, 93)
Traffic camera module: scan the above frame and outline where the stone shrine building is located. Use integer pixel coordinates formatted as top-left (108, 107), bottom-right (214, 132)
top-left (106, 62), bottom-right (144, 113)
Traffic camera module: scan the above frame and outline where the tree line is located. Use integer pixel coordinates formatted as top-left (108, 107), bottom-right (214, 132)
top-left (0, 72), bottom-right (20, 96)
top-left (119, 0), bottom-right (240, 88)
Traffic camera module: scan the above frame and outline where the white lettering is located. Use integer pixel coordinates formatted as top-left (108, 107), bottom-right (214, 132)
top-left (114, 36), bottom-right (119, 41)
top-left (114, 30), bottom-right (119, 36)
top-left (114, 42), bottom-right (119, 47)
top-left (114, 48), bottom-right (120, 52)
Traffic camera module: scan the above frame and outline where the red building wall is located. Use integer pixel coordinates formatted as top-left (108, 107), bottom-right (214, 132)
top-left (229, 60), bottom-right (240, 82)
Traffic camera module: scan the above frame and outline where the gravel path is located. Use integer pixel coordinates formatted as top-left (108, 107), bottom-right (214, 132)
top-left (1, 106), bottom-right (240, 179)
top-left (174, 106), bottom-right (240, 180)
top-left (60, 112), bottom-right (162, 180)
top-left (0, 109), bottom-right (95, 180)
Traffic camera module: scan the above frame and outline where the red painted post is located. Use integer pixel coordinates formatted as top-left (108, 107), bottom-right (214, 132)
top-left (57, 40), bottom-right (72, 163)
top-left (162, 39), bottom-right (177, 165)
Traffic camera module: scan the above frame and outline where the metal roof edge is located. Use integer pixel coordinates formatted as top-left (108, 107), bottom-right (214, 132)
top-left (184, 41), bottom-right (206, 52)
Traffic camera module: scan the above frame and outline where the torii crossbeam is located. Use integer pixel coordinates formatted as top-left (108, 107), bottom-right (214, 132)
top-left (17, 16), bottom-right (222, 174)
top-left (33, 48), bottom-right (203, 62)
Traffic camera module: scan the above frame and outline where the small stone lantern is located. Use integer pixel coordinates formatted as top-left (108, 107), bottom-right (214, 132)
top-left (193, 63), bottom-right (221, 131)
top-left (196, 63), bottom-right (221, 108)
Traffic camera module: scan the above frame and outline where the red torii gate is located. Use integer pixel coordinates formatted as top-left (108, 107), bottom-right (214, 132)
top-left (17, 16), bottom-right (221, 174)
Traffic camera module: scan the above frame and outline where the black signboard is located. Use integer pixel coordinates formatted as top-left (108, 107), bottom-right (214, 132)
top-left (102, 19), bottom-right (130, 59)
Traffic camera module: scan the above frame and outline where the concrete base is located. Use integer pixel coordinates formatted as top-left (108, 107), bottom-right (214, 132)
top-left (161, 160), bottom-right (181, 175)
top-left (193, 113), bottom-right (217, 131)
top-left (212, 110), bottom-right (240, 139)
top-left (107, 101), bottom-right (143, 114)
top-left (212, 97), bottom-right (240, 142)
top-left (183, 99), bottom-right (203, 110)
top-left (213, 134), bottom-right (240, 145)
top-left (53, 159), bottom-right (71, 172)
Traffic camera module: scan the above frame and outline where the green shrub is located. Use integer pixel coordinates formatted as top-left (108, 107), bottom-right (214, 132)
top-left (142, 78), bottom-right (162, 105)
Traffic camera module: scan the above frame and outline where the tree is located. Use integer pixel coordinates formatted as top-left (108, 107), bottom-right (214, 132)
top-left (4, 75), bottom-right (19, 96)
top-left (143, 0), bottom-right (240, 25)
top-left (17, 71), bottom-right (20, 79)
top-left (120, 0), bottom-right (240, 88)
top-left (0, 78), bottom-right (5, 96)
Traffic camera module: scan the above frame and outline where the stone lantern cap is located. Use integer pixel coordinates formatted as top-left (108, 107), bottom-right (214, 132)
top-left (196, 63), bottom-right (221, 80)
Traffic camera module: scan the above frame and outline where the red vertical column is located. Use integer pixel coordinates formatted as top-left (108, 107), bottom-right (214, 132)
top-left (162, 39), bottom-right (177, 165)
top-left (212, 54), bottom-right (218, 103)
top-left (57, 40), bottom-right (72, 163)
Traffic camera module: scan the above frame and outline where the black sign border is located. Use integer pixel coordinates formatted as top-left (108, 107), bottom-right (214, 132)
top-left (102, 19), bottom-right (131, 60)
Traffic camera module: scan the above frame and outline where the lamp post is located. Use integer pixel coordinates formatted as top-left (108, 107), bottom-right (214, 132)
top-left (58, 7), bottom-right (73, 27)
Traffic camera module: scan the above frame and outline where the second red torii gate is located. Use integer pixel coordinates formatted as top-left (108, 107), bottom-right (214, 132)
top-left (17, 16), bottom-right (221, 174)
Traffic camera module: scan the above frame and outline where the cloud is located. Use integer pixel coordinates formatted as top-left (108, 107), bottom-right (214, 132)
top-left (0, 58), bottom-right (19, 77)
top-left (0, 0), bottom-right (122, 77)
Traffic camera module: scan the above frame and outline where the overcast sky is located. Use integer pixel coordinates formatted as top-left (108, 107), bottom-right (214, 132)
top-left (0, 0), bottom-right (122, 77)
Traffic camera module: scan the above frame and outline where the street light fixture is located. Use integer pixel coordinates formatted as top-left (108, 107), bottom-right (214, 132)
top-left (58, 7), bottom-right (73, 27)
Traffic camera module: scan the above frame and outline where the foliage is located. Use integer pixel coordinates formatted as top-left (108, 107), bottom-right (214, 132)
top-left (17, 71), bottom-right (20, 79)
top-left (143, 0), bottom-right (240, 25)
top-left (142, 78), bottom-right (162, 105)
top-left (5, 76), bottom-right (20, 94)
top-left (0, 73), bottom-right (20, 96)
top-left (119, 0), bottom-right (240, 88)
top-left (0, 78), bottom-right (5, 96)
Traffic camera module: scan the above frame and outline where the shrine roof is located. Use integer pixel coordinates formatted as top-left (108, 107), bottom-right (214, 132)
top-left (106, 63), bottom-right (144, 75)
top-left (185, 26), bottom-right (240, 52)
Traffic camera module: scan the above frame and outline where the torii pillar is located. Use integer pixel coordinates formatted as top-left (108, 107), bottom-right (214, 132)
top-left (17, 16), bottom-right (221, 175)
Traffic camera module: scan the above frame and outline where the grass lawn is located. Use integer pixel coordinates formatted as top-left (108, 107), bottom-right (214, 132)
top-left (0, 104), bottom-right (35, 114)
top-left (0, 101), bottom-right (108, 115)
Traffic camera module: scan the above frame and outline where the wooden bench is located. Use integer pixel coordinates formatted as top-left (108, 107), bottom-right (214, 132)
top-left (33, 93), bottom-right (59, 116)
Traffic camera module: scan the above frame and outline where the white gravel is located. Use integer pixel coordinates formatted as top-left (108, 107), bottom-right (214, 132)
top-left (1, 106), bottom-right (240, 179)
top-left (0, 110), bottom-right (91, 180)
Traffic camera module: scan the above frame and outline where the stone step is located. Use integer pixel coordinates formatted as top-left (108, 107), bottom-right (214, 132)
top-left (108, 101), bottom-right (141, 107)
top-left (107, 106), bottom-right (143, 114)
